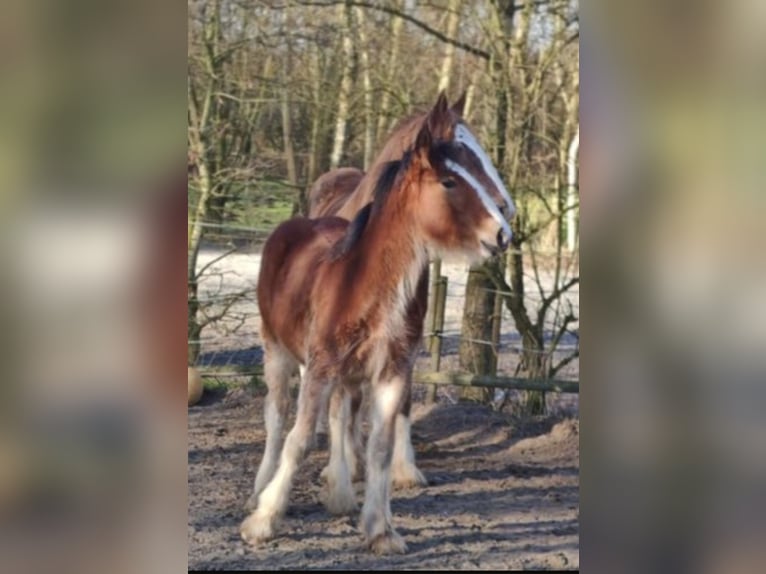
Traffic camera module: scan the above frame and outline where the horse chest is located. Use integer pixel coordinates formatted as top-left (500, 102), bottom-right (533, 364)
top-left (313, 308), bottom-right (409, 380)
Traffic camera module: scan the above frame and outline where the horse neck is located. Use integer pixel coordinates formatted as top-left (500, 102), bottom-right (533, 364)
top-left (351, 178), bottom-right (428, 313)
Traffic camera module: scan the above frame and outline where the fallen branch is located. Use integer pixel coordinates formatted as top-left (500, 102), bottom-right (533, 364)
top-left (414, 371), bottom-right (579, 393)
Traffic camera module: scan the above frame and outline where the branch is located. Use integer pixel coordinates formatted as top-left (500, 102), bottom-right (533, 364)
top-left (291, 0), bottom-right (490, 60)
top-left (538, 276), bottom-right (579, 326)
top-left (548, 310), bottom-right (577, 355)
top-left (195, 247), bottom-right (238, 278)
top-left (550, 348), bottom-right (579, 379)
top-left (517, 198), bottom-right (579, 244)
top-left (197, 290), bottom-right (249, 329)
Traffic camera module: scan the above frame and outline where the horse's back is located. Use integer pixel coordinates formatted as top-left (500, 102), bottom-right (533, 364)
top-left (257, 216), bottom-right (348, 359)
top-left (308, 168), bottom-right (365, 219)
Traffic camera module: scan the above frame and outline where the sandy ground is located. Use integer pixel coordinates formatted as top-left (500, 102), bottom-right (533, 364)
top-left (188, 386), bottom-right (579, 570)
top-left (189, 246), bottom-right (579, 568)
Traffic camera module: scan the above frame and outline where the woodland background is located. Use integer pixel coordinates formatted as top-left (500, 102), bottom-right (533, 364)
top-left (188, 0), bottom-right (580, 413)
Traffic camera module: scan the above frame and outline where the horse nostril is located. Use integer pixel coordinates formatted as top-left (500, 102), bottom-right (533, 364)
top-left (497, 229), bottom-right (510, 251)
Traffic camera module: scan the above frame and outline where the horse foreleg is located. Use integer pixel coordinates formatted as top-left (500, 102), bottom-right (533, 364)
top-left (241, 370), bottom-right (330, 544)
top-left (391, 378), bottom-right (427, 489)
top-left (360, 375), bottom-right (407, 554)
top-left (246, 345), bottom-right (295, 511)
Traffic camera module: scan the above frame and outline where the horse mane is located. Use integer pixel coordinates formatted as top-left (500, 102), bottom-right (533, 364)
top-left (329, 202), bottom-right (373, 260)
top-left (371, 155), bottom-right (410, 215)
top-left (330, 158), bottom-right (403, 260)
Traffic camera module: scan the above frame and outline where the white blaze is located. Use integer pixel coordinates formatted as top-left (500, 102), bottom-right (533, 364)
top-left (444, 159), bottom-right (513, 241)
top-left (455, 124), bottom-right (516, 218)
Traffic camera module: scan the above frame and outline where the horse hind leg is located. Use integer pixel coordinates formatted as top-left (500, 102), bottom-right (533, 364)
top-left (321, 382), bottom-right (364, 478)
top-left (391, 380), bottom-right (427, 489)
top-left (346, 384), bottom-right (364, 481)
top-left (241, 368), bottom-right (332, 544)
top-left (360, 375), bottom-right (408, 554)
top-left (320, 385), bottom-right (357, 515)
top-left (245, 343), bottom-right (296, 512)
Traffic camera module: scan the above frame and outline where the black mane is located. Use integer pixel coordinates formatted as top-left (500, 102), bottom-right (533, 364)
top-left (370, 156), bottom-right (407, 216)
top-left (329, 158), bottom-right (404, 259)
top-left (329, 201), bottom-right (373, 260)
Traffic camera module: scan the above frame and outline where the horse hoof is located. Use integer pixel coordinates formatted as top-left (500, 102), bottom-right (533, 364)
top-left (243, 492), bottom-right (260, 512)
top-left (391, 465), bottom-right (427, 489)
top-left (367, 530), bottom-right (408, 555)
top-left (240, 511), bottom-right (277, 544)
top-left (322, 488), bottom-right (358, 516)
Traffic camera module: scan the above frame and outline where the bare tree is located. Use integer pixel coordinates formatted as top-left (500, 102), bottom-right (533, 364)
top-left (186, 0), bottom-right (580, 409)
top-left (355, 7), bottom-right (375, 169)
top-left (329, 1), bottom-right (355, 169)
top-left (280, 5), bottom-right (299, 188)
top-left (437, 0), bottom-right (462, 93)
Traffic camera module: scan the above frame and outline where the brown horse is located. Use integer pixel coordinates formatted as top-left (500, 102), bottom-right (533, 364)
top-left (304, 92), bottom-right (493, 492)
top-left (241, 93), bottom-right (515, 553)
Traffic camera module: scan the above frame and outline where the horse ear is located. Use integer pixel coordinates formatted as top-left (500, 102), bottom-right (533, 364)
top-left (415, 120), bottom-right (432, 154)
top-left (451, 89), bottom-right (467, 116)
top-left (427, 90), bottom-right (450, 135)
top-left (434, 90), bottom-right (449, 114)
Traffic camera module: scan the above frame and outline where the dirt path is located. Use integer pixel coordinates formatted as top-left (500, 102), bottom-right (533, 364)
top-left (188, 387), bottom-right (579, 570)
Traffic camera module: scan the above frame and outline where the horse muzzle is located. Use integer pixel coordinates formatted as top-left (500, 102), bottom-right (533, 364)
top-left (481, 228), bottom-right (511, 256)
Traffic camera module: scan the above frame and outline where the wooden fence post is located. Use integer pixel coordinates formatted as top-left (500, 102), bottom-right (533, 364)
top-left (426, 275), bottom-right (448, 404)
top-left (427, 259), bottom-right (442, 353)
top-left (489, 290), bottom-right (503, 375)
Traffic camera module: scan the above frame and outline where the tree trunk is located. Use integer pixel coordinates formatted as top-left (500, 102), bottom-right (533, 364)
top-left (187, 281), bottom-right (202, 365)
top-left (187, 0), bottom-right (224, 365)
top-left (458, 264), bottom-right (497, 403)
top-left (463, 82), bottom-right (476, 118)
top-left (306, 43), bottom-right (332, 199)
top-left (355, 7), bottom-right (374, 170)
top-left (507, 239), bottom-right (547, 414)
top-left (281, 92), bottom-right (297, 186)
top-left (281, 8), bottom-right (297, 183)
top-left (304, 48), bottom-right (322, 214)
top-left (566, 125), bottom-right (579, 252)
top-left (437, 0), bottom-right (462, 93)
top-left (375, 0), bottom-right (404, 145)
top-left (488, 0), bottom-right (551, 414)
top-left (329, 1), bottom-right (354, 169)
top-left (187, 127), bottom-right (211, 365)
top-left (188, 78), bottom-right (213, 365)
top-left (457, 0), bottom-right (513, 404)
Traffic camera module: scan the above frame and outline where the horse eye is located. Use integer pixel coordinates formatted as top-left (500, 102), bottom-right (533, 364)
top-left (441, 178), bottom-right (457, 189)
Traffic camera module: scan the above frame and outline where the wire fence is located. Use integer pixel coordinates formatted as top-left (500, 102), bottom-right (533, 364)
top-left (189, 222), bottom-right (579, 402)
